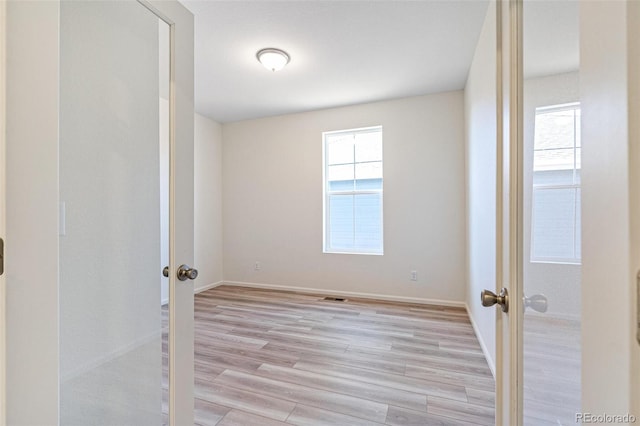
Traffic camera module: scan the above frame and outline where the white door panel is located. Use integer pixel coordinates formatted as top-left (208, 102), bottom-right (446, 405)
top-left (493, 1), bottom-right (639, 424)
top-left (144, 2), bottom-right (196, 423)
top-left (5, 1), bottom-right (194, 424)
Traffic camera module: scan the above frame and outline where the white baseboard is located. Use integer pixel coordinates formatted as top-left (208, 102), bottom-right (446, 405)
top-left (465, 303), bottom-right (496, 379)
top-left (161, 281), bottom-right (225, 305)
top-left (194, 280), bottom-right (224, 294)
top-left (220, 280), bottom-right (466, 308)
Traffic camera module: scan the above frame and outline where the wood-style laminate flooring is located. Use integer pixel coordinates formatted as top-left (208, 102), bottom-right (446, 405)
top-left (163, 285), bottom-right (495, 425)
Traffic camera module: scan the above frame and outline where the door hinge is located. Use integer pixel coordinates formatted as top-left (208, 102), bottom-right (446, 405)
top-left (0, 238), bottom-right (3, 276)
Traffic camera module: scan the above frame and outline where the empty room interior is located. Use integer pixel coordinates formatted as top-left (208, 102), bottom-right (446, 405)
top-left (10, 0), bottom-right (640, 425)
top-left (188, 2), bottom-right (496, 424)
top-left (176, 1), bottom-right (577, 424)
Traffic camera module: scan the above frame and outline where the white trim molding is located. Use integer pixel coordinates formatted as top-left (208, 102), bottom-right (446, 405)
top-left (194, 281), bottom-right (224, 294)
top-left (466, 303), bottom-right (496, 379)
top-left (0, 0), bottom-right (6, 422)
top-left (221, 280), bottom-right (466, 308)
top-left (161, 281), bottom-right (224, 305)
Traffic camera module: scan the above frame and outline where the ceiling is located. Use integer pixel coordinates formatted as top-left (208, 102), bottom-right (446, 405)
top-left (181, 0), bottom-right (490, 123)
top-left (181, 0), bottom-right (579, 124)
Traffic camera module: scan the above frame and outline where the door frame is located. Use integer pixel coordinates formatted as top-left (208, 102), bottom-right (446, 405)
top-left (495, 0), bottom-right (523, 424)
top-left (0, 0), bottom-right (6, 423)
top-left (494, 0), bottom-right (505, 422)
top-left (508, 0), bottom-right (524, 423)
top-left (630, 1), bottom-right (640, 416)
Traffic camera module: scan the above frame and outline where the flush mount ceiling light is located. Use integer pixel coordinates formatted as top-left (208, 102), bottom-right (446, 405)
top-left (256, 48), bottom-right (290, 72)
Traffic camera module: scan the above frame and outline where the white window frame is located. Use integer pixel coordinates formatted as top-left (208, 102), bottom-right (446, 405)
top-left (322, 126), bottom-right (383, 255)
top-left (530, 102), bottom-right (581, 265)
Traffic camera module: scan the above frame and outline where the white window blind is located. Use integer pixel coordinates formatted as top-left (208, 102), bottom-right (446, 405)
top-left (531, 103), bottom-right (581, 264)
top-left (323, 126), bottom-right (383, 254)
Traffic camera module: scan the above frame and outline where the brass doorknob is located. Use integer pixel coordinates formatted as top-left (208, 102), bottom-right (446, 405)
top-left (481, 287), bottom-right (509, 312)
top-left (177, 264), bottom-right (198, 281)
top-left (162, 265), bottom-right (198, 281)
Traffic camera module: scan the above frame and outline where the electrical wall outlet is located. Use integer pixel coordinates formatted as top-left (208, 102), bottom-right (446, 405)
top-left (254, 261), bottom-right (261, 271)
top-left (410, 270), bottom-right (417, 281)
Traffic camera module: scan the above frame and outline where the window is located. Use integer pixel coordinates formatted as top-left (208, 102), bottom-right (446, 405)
top-left (531, 103), bottom-right (581, 264)
top-left (323, 126), bottom-right (383, 254)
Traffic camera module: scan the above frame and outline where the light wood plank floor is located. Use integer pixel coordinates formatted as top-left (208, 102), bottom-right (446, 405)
top-left (163, 285), bottom-right (495, 425)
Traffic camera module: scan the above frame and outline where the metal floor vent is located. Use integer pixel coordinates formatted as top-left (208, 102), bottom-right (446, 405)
top-left (323, 296), bottom-right (347, 302)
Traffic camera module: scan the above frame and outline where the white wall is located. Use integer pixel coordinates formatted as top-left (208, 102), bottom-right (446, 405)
top-left (522, 72), bottom-right (580, 320)
top-left (195, 113), bottom-right (224, 291)
top-left (222, 92), bottom-right (467, 304)
top-left (464, 1), bottom-right (497, 375)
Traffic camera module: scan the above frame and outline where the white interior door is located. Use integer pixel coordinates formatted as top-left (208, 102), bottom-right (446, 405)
top-left (145, 2), bottom-right (196, 424)
top-left (4, 1), bottom-right (194, 424)
top-left (490, 1), bottom-right (640, 424)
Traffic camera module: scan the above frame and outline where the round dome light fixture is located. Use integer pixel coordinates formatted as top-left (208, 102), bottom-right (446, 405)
top-left (256, 48), bottom-right (290, 72)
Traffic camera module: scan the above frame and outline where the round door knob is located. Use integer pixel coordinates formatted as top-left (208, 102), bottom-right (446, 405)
top-left (481, 289), bottom-right (498, 307)
top-left (177, 264), bottom-right (198, 281)
top-left (480, 288), bottom-right (509, 312)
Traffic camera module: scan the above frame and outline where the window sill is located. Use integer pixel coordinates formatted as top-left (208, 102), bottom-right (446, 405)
top-left (323, 250), bottom-right (384, 256)
top-left (530, 259), bottom-right (581, 266)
